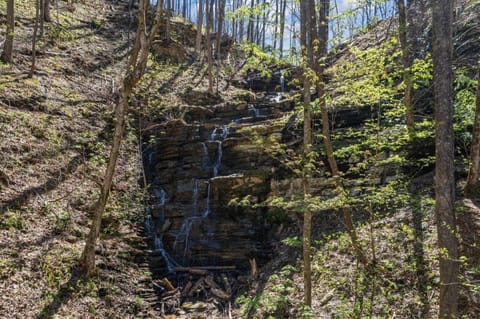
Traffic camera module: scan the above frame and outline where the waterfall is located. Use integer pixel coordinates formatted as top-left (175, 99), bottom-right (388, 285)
top-left (248, 104), bottom-right (260, 117)
top-left (210, 125), bottom-right (229, 177)
top-left (203, 182), bottom-right (211, 217)
top-left (145, 187), bottom-right (175, 272)
top-left (192, 179), bottom-right (199, 215)
top-left (201, 142), bottom-right (208, 169)
top-left (172, 126), bottom-right (230, 260)
top-left (154, 187), bottom-right (166, 207)
top-left (173, 215), bottom-right (200, 258)
top-left (280, 72), bottom-right (285, 93)
top-left (213, 142), bottom-right (222, 177)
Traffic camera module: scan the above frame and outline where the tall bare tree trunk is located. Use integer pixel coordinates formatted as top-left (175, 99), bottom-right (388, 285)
top-left (29, 0), bottom-right (40, 78)
top-left (432, 0), bottom-right (458, 317)
top-left (397, 0), bottom-right (414, 134)
top-left (196, 0), bottom-right (204, 52)
top-left (300, 0), bottom-right (313, 307)
top-left (43, 0), bottom-right (51, 22)
top-left (246, 0), bottom-right (254, 42)
top-left (166, 0), bottom-right (171, 41)
top-left (216, 0), bottom-right (225, 58)
top-left (80, 0), bottom-right (164, 276)
top-left (272, 0), bottom-right (278, 54)
top-left (279, 0), bottom-right (286, 58)
top-left (314, 0), bottom-right (369, 268)
top-left (465, 67), bottom-right (480, 196)
top-left (206, 0), bottom-right (214, 92)
top-left (39, 0), bottom-right (44, 38)
top-left (1, 0), bottom-right (14, 63)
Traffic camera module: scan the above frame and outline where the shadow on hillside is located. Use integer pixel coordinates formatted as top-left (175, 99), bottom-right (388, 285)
top-left (409, 174), bottom-right (433, 318)
top-left (36, 268), bottom-right (83, 319)
top-left (157, 61), bottom-right (195, 94)
top-left (0, 154), bottom-right (82, 212)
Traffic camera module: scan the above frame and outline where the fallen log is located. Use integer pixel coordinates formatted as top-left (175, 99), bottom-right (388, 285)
top-left (174, 266), bottom-right (236, 272)
top-left (173, 267), bottom-right (208, 275)
top-left (160, 277), bottom-right (176, 291)
top-left (188, 277), bottom-right (206, 297)
top-left (205, 275), bottom-right (231, 300)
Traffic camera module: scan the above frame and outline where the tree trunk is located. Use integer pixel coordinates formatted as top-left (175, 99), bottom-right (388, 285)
top-left (206, 0), bottom-right (214, 92)
top-left (432, 0), bottom-right (458, 317)
top-left (246, 0), bottom-right (254, 42)
top-left (39, 0), bottom-right (44, 38)
top-left (1, 0), bottom-right (14, 63)
top-left (300, 0), bottom-right (313, 307)
top-left (196, 0), bottom-right (204, 52)
top-left (465, 67), bottom-right (480, 196)
top-left (272, 0), bottom-right (278, 54)
top-left (29, 0), bottom-right (40, 78)
top-left (397, 0), bottom-right (414, 134)
top-left (80, 0), bottom-right (164, 276)
top-left (314, 0), bottom-right (369, 268)
top-left (216, 0), bottom-right (225, 58)
top-left (43, 0), bottom-right (51, 22)
top-left (279, 0), bottom-right (286, 58)
top-left (166, 0), bottom-right (171, 42)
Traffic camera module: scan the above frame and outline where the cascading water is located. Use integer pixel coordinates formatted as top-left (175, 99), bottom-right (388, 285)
top-left (210, 125), bottom-right (229, 177)
top-left (280, 72), bottom-right (285, 93)
top-left (145, 187), bottom-right (175, 273)
top-left (248, 104), bottom-right (260, 117)
top-left (172, 125), bottom-right (230, 261)
top-left (173, 179), bottom-right (202, 259)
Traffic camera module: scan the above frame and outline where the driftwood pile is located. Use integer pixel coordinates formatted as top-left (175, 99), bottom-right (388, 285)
top-left (151, 265), bottom-right (251, 316)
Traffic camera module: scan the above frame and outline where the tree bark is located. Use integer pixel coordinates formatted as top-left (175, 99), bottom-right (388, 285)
top-left (246, 0), bottom-right (254, 42)
top-left (216, 0), bottom-right (225, 58)
top-left (300, 0), bottom-right (313, 307)
top-left (1, 0), bottom-right (14, 63)
top-left (166, 0), bottom-right (172, 42)
top-left (279, 0), bottom-right (286, 58)
top-left (29, 0), bottom-right (40, 78)
top-left (432, 0), bottom-right (458, 317)
top-left (80, 0), bottom-right (164, 276)
top-left (397, 0), bottom-right (414, 133)
top-left (39, 0), bottom-right (44, 38)
top-left (43, 0), bottom-right (51, 22)
top-left (196, 0), bottom-right (204, 52)
top-left (465, 67), bottom-right (480, 196)
top-left (272, 0), bottom-right (278, 54)
top-left (206, 0), bottom-right (214, 92)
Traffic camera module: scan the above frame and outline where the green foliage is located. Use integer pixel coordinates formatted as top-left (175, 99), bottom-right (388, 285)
top-left (327, 37), bottom-right (402, 108)
top-left (41, 246), bottom-right (79, 289)
top-left (281, 236), bottom-right (302, 248)
top-left (410, 54), bottom-right (433, 90)
top-left (453, 68), bottom-right (478, 154)
top-left (2, 209), bottom-right (26, 231)
top-left (47, 24), bottom-right (76, 43)
top-left (236, 265), bottom-right (297, 318)
top-left (90, 17), bottom-right (104, 29)
top-left (0, 258), bottom-right (15, 279)
top-left (240, 43), bottom-right (278, 78)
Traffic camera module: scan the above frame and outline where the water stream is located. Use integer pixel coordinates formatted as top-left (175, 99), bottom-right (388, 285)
top-left (248, 104), bottom-right (260, 117)
top-left (145, 187), bottom-right (175, 273)
top-left (172, 125), bottom-right (230, 261)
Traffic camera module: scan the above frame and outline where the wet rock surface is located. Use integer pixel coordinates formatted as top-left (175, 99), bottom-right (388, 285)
top-left (143, 93), bottom-right (295, 270)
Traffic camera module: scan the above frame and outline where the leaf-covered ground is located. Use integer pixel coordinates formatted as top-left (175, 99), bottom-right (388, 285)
top-left (0, 1), bottom-right (155, 317)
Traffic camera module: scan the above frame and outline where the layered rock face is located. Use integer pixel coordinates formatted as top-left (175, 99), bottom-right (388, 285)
top-left (144, 92), bottom-right (297, 269)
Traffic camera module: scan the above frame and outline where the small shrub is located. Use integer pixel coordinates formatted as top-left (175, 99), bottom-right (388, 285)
top-left (2, 209), bottom-right (26, 231)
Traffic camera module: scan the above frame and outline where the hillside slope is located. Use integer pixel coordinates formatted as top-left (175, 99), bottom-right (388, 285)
top-left (1, 1), bottom-right (154, 317)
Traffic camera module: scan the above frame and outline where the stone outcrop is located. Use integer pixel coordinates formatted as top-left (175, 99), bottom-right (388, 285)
top-left (143, 87), bottom-right (377, 271)
top-left (143, 92), bottom-right (296, 270)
